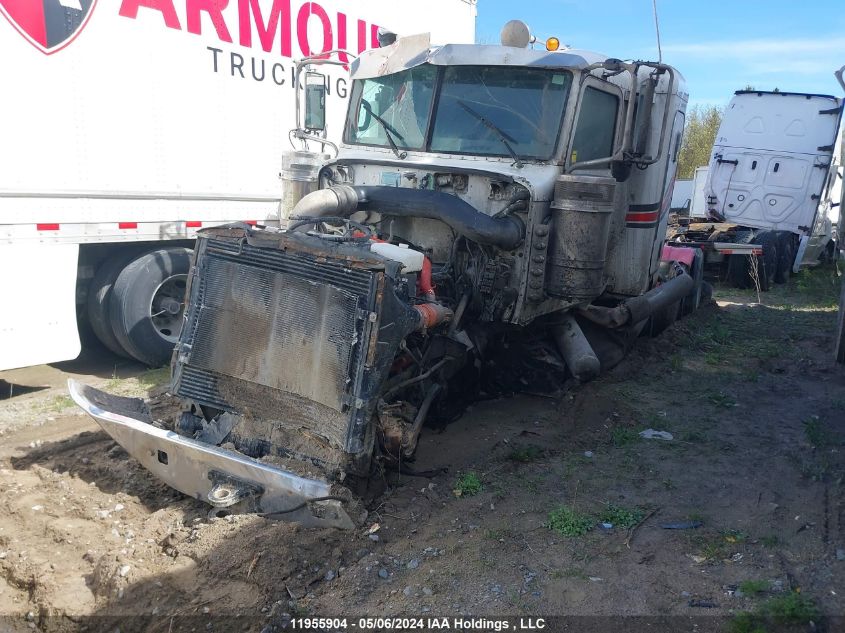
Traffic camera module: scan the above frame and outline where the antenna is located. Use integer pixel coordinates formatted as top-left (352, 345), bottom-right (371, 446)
top-left (652, 0), bottom-right (663, 63)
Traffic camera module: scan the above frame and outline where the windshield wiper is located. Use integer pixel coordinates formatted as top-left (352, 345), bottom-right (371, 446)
top-left (457, 100), bottom-right (523, 168)
top-left (361, 101), bottom-right (407, 160)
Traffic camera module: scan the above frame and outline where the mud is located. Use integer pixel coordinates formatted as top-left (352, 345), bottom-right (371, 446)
top-left (1, 278), bottom-right (844, 632)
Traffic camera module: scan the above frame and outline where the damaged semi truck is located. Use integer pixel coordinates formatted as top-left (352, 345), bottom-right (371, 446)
top-left (70, 23), bottom-right (698, 528)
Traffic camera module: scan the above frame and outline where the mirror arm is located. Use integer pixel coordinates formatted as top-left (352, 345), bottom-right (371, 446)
top-left (290, 130), bottom-right (339, 157)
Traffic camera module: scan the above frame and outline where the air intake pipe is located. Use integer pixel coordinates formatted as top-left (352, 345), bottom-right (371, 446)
top-left (291, 185), bottom-right (525, 250)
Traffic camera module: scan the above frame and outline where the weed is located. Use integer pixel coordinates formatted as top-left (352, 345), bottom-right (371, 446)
top-left (704, 351), bottom-right (726, 366)
top-left (681, 430), bottom-right (707, 443)
top-left (662, 478), bottom-right (675, 490)
top-left (739, 579), bottom-right (769, 596)
top-left (699, 540), bottom-right (730, 562)
top-left (804, 416), bottom-right (838, 447)
top-left (729, 592), bottom-right (820, 632)
top-left (508, 445), bottom-right (543, 463)
top-left (759, 535), bottom-right (779, 548)
top-left (138, 367), bottom-right (170, 389)
top-left (520, 476), bottom-right (542, 494)
top-left (728, 612), bottom-right (766, 633)
top-left (484, 528), bottom-right (511, 541)
top-left (611, 427), bottom-right (638, 447)
top-left (551, 567), bottom-right (587, 580)
top-left (546, 506), bottom-right (594, 537)
top-left (742, 369), bottom-right (760, 383)
top-left (722, 529), bottom-right (748, 544)
top-left (798, 456), bottom-right (831, 482)
top-left (454, 472), bottom-right (482, 497)
top-left (708, 392), bottom-right (737, 408)
top-left (599, 504), bottom-right (645, 529)
top-left (759, 592), bottom-right (820, 622)
top-left (44, 395), bottom-right (74, 413)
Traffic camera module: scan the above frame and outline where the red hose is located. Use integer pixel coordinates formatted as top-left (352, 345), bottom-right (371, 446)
top-left (419, 257), bottom-right (435, 300)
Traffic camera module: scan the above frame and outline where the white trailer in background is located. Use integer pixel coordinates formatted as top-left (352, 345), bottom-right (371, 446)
top-left (671, 166), bottom-right (709, 221)
top-left (670, 89), bottom-right (843, 289)
top-left (670, 178), bottom-right (692, 213)
top-left (0, 0), bottom-right (477, 371)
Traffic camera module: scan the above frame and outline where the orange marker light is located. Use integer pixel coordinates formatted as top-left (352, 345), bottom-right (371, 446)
top-left (546, 37), bottom-right (560, 51)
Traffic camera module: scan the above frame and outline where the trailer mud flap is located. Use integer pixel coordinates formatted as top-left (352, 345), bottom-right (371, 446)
top-left (67, 380), bottom-right (354, 530)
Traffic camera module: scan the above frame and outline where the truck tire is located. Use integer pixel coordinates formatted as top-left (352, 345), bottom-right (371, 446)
top-left (774, 232), bottom-right (795, 284)
top-left (109, 248), bottom-right (192, 367)
top-left (86, 248), bottom-right (145, 358)
top-left (679, 249), bottom-right (704, 317)
top-left (753, 232), bottom-right (777, 291)
top-left (728, 233), bottom-right (776, 291)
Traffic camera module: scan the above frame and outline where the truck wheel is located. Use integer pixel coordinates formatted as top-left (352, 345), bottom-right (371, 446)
top-left (730, 234), bottom-right (776, 291)
top-left (86, 249), bottom-right (145, 358)
top-left (774, 233), bottom-right (794, 284)
top-left (753, 232), bottom-right (777, 291)
top-left (727, 254), bottom-right (752, 289)
top-left (679, 249), bottom-right (704, 317)
top-left (109, 248), bottom-right (192, 367)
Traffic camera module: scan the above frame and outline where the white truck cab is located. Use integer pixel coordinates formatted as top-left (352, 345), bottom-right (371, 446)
top-left (670, 88), bottom-right (843, 289)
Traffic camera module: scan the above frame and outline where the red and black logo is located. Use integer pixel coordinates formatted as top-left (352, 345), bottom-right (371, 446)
top-left (0, 0), bottom-right (97, 54)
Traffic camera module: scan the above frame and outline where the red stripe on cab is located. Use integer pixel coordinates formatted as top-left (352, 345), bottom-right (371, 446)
top-left (36, 223), bottom-right (60, 231)
top-left (186, 221), bottom-right (202, 228)
top-left (118, 222), bottom-right (138, 230)
top-left (244, 220), bottom-right (258, 226)
top-left (625, 211), bottom-right (659, 223)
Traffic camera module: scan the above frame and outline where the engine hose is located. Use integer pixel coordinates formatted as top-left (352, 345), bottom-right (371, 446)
top-left (291, 185), bottom-right (525, 250)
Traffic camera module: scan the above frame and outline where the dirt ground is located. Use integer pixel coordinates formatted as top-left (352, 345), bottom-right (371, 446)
top-left (1, 268), bottom-right (844, 633)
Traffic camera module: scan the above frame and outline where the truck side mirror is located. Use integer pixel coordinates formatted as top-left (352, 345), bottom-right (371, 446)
top-left (304, 72), bottom-right (327, 131)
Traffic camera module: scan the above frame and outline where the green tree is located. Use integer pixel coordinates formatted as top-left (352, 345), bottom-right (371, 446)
top-left (677, 105), bottom-right (723, 179)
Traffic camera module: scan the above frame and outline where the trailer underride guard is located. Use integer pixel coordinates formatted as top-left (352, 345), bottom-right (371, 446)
top-left (70, 25), bottom-right (701, 528)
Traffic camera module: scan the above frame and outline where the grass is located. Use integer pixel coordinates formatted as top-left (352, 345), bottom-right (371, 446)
top-left (484, 528), bottom-right (513, 541)
top-left (680, 430), bottom-right (708, 443)
top-left (804, 416), bottom-right (838, 448)
top-left (759, 535), bottom-right (779, 548)
top-left (453, 472), bottom-right (482, 497)
top-left (598, 504), bottom-right (645, 529)
top-left (138, 367), bottom-right (171, 389)
top-left (507, 445), bottom-right (543, 463)
top-left (550, 567), bottom-right (587, 580)
top-left (610, 427), bottom-right (639, 447)
top-left (760, 592), bottom-right (820, 622)
top-left (721, 529), bottom-right (748, 544)
top-left (687, 528), bottom-right (747, 562)
top-left (44, 395), bottom-right (74, 413)
top-left (708, 392), bottom-right (737, 408)
top-left (546, 506), bottom-right (594, 537)
top-left (698, 539), bottom-right (730, 562)
top-left (730, 592), bottom-right (821, 632)
top-left (738, 579), bottom-right (769, 596)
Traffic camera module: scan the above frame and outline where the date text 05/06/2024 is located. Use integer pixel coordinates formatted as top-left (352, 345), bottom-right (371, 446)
top-left (290, 617), bottom-right (548, 630)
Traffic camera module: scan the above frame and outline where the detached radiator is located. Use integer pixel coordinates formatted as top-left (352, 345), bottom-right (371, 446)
top-left (173, 230), bottom-right (384, 454)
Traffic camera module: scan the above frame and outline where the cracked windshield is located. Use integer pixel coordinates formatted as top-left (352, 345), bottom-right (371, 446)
top-left (346, 65), bottom-right (572, 160)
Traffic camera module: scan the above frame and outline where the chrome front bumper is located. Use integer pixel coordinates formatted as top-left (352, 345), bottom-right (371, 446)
top-left (67, 380), bottom-right (354, 529)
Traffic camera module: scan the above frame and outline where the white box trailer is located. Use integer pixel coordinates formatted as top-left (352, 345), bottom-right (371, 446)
top-left (690, 165), bottom-right (708, 220)
top-left (669, 89), bottom-right (843, 289)
top-left (0, 0), bottom-right (477, 370)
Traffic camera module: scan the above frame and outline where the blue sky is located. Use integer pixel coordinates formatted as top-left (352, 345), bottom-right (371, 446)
top-left (475, 0), bottom-right (845, 110)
